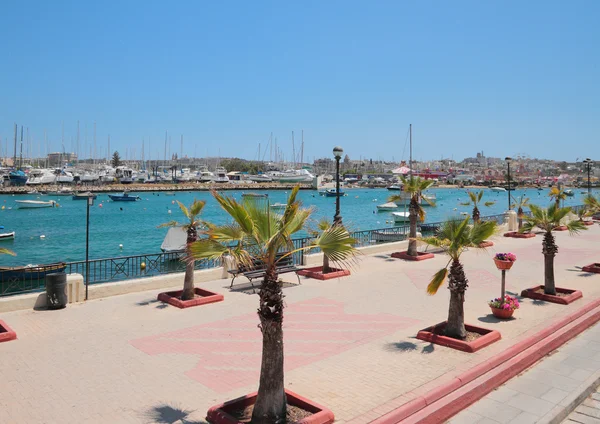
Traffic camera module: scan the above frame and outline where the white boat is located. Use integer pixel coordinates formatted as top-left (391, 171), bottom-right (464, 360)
top-left (115, 166), bottom-right (135, 184)
top-left (376, 202), bottom-right (398, 211)
top-left (160, 227), bottom-right (187, 253)
top-left (213, 167), bottom-right (229, 183)
top-left (392, 211), bottom-right (411, 223)
top-left (26, 169), bottom-right (56, 185)
top-left (248, 174), bottom-right (273, 183)
top-left (55, 169), bottom-right (74, 184)
top-left (15, 200), bottom-right (56, 209)
top-left (269, 169), bottom-right (315, 183)
top-left (0, 231), bottom-right (15, 241)
top-left (197, 166), bottom-right (215, 183)
top-left (80, 172), bottom-right (100, 183)
top-left (270, 203), bottom-right (287, 211)
top-left (490, 187), bottom-right (506, 192)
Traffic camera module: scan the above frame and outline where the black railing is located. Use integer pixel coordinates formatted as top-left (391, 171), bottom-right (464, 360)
top-left (0, 262), bottom-right (67, 297)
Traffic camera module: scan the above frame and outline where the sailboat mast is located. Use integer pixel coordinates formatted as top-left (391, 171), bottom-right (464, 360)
top-left (108, 135), bottom-right (111, 164)
top-left (77, 120), bottom-right (80, 164)
top-left (409, 123), bottom-right (413, 176)
top-left (19, 126), bottom-right (23, 169)
top-left (93, 122), bottom-right (97, 166)
top-left (300, 130), bottom-right (304, 166)
top-left (13, 123), bottom-right (17, 167)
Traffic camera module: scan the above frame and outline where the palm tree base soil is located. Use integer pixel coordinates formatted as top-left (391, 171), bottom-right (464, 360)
top-left (391, 251), bottom-right (434, 261)
top-left (416, 321), bottom-right (501, 353)
top-left (478, 241), bottom-right (494, 248)
top-left (157, 287), bottom-right (224, 309)
top-left (0, 320), bottom-right (17, 343)
top-left (206, 389), bottom-right (335, 424)
top-left (582, 263), bottom-right (600, 274)
top-left (520, 285), bottom-right (583, 305)
top-left (504, 232), bottom-right (536, 238)
top-left (297, 266), bottom-right (351, 280)
top-left (553, 225), bottom-right (568, 231)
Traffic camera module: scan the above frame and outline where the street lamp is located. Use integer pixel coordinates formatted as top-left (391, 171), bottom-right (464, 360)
top-left (85, 195), bottom-right (94, 300)
top-left (583, 158), bottom-right (593, 196)
top-left (505, 157), bottom-right (512, 210)
top-left (333, 146), bottom-right (344, 225)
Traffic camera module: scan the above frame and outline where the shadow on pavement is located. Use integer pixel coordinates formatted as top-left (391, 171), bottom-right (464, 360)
top-left (142, 404), bottom-right (206, 424)
top-left (478, 314), bottom-right (516, 324)
top-left (374, 254), bottom-right (396, 262)
top-left (136, 298), bottom-right (169, 309)
top-left (385, 341), bottom-right (418, 352)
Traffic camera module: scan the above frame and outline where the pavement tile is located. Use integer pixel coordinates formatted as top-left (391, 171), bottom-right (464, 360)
top-left (540, 387), bottom-right (570, 404)
top-left (507, 393), bottom-right (555, 416)
top-left (508, 411), bottom-right (541, 424)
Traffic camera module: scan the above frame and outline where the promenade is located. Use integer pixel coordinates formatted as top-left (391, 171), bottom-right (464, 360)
top-left (1, 224), bottom-right (599, 423)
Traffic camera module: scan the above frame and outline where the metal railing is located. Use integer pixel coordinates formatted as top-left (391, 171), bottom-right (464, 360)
top-left (0, 263), bottom-right (67, 297)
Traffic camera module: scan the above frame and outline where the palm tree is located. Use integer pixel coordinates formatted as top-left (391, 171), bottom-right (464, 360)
top-left (309, 217), bottom-right (338, 274)
top-left (188, 186), bottom-right (356, 424)
top-left (461, 190), bottom-right (495, 223)
top-left (419, 218), bottom-right (497, 339)
top-left (159, 199), bottom-right (206, 300)
top-left (511, 195), bottom-right (530, 230)
top-left (583, 194), bottom-right (600, 216)
top-left (549, 187), bottom-right (567, 209)
top-left (520, 204), bottom-right (586, 295)
top-left (388, 176), bottom-right (435, 257)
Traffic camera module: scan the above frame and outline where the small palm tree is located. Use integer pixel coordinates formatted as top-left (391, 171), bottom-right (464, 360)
top-left (309, 217), bottom-right (339, 273)
top-left (583, 195), bottom-right (600, 217)
top-left (461, 190), bottom-right (495, 223)
top-left (159, 199), bottom-right (206, 300)
top-left (188, 186), bottom-right (357, 423)
top-left (511, 195), bottom-right (530, 230)
top-left (419, 218), bottom-right (497, 339)
top-left (388, 176), bottom-right (435, 257)
top-left (521, 204), bottom-right (586, 295)
top-left (549, 187), bottom-right (567, 209)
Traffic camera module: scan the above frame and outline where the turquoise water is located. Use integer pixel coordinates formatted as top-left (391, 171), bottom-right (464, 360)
top-left (0, 187), bottom-right (595, 267)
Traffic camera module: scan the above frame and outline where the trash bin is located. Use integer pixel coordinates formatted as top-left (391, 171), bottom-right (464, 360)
top-left (46, 272), bottom-right (67, 310)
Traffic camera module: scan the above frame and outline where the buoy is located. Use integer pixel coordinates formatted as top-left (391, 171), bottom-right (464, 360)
top-left (140, 262), bottom-right (146, 270)
top-left (98, 204), bottom-right (103, 208)
top-left (119, 244), bottom-right (123, 249)
top-left (168, 210), bottom-right (172, 214)
top-left (171, 200), bottom-right (175, 204)
top-left (1, 206), bottom-right (4, 210)
top-left (40, 235), bottom-right (46, 239)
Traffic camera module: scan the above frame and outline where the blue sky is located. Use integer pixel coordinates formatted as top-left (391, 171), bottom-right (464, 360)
top-left (1, 1), bottom-right (598, 163)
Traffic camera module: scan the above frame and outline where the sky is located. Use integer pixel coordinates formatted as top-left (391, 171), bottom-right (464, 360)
top-left (1, 0), bottom-right (599, 164)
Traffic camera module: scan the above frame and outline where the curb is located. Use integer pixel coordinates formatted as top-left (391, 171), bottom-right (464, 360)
top-left (369, 298), bottom-right (600, 424)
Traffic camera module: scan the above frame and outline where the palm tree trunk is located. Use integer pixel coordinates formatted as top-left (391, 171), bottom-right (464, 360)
top-left (252, 266), bottom-right (286, 424)
top-left (472, 206), bottom-right (480, 223)
top-left (181, 226), bottom-right (198, 301)
top-left (323, 255), bottom-right (331, 274)
top-left (408, 197), bottom-right (418, 256)
top-left (517, 207), bottom-right (523, 230)
top-left (542, 231), bottom-right (558, 295)
top-left (445, 260), bottom-right (468, 339)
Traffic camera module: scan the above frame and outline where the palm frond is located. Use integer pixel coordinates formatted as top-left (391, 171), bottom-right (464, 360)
top-left (157, 220), bottom-right (180, 229)
top-left (426, 268), bottom-right (449, 295)
top-left (187, 238), bottom-right (230, 262)
top-left (477, 190), bottom-right (483, 202)
top-left (313, 225), bottom-right (358, 265)
top-left (0, 248), bottom-right (16, 256)
top-left (176, 201), bottom-right (191, 221)
top-left (189, 199), bottom-right (206, 218)
top-left (566, 219), bottom-right (586, 235)
top-left (460, 201), bottom-right (471, 206)
top-left (483, 201), bottom-right (495, 207)
top-left (469, 220), bottom-right (497, 245)
top-left (212, 191), bottom-right (255, 236)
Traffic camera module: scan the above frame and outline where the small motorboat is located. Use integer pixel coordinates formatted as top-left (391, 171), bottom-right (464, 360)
top-left (108, 192), bottom-right (141, 202)
top-left (270, 203), bottom-right (287, 211)
top-left (564, 189), bottom-right (575, 197)
top-left (242, 192), bottom-right (269, 198)
top-left (376, 202), bottom-right (398, 211)
top-left (72, 192), bottom-right (98, 200)
top-left (0, 230), bottom-right (15, 241)
top-left (387, 184), bottom-right (402, 191)
top-left (490, 187), bottom-right (506, 192)
top-left (324, 188), bottom-right (345, 197)
top-left (392, 211), bottom-right (410, 223)
top-left (15, 200), bottom-right (56, 209)
top-left (0, 262), bottom-right (67, 281)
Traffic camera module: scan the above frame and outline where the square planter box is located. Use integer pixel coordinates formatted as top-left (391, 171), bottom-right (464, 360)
top-left (416, 321), bottom-right (501, 353)
top-left (520, 285), bottom-right (582, 305)
top-left (582, 263), bottom-right (600, 274)
top-left (504, 231), bottom-right (535, 238)
top-left (478, 241), bottom-right (494, 248)
top-left (297, 266), bottom-right (350, 280)
top-left (157, 287), bottom-right (224, 309)
top-left (391, 251), bottom-right (434, 261)
top-left (554, 225), bottom-right (568, 231)
top-left (206, 389), bottom-right (334, 424)
top-left (0, 320), bottom-right (17, 343)
top-left (583, 221), bottom-right (595, 226)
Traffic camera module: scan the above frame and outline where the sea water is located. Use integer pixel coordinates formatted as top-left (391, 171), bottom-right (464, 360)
top-left (0, 187), bottom-right (594, 267)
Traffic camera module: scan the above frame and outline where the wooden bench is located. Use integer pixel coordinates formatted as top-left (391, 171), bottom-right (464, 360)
top-left (227, 253), bottom-right (301, 288)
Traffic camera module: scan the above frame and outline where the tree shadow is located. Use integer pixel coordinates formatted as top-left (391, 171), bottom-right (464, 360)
top-left (136, 298), bottom-right (169, 309)
top-left (385, 341), bottom-right (418, 352)
top-left (478, 314), bottom-right (516, 323)
top-left (142, 404), bottom-right (206, 424)
top-left (422, 343), bottom-right (435, 354)
top-left (374, 254), bottom-right (397, 262)
top-left (531, 299), bottom-right (549, 306)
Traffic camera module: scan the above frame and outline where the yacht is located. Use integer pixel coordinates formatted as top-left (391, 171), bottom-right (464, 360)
top-left (115, 166), bottom-right (134, 184)
top-left (26, 169), bottom-right (56, 185)
top-left (269, 169), bottom-right (315, 183)
top-left (197, 166), bottom-right (215, 183)
top-left (175, 168), bottom-right (194, 183)
top-left (80, 171), bottom-right (100, 184)
top-left (490, 187), bottom-right (506, 192)
top-left (55, 169), bottom-right (75, 184)
top-left (247, 173), bottom-right (273, 183)
top-left (213, 167), bottom-right (229, 183)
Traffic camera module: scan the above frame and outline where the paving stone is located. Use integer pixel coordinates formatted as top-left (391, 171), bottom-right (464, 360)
top-left (447, 409), bottom-right (484, 424)
top-left (509, 411), bottom-right (542, 424)
top-left (541, 387), bottom-right (570, 404)
top-left (507, 393), bottom-right (555, 416)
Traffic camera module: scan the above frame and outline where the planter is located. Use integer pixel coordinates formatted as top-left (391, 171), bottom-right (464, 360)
top-left (206, 389), bottom-right (334, 424)
top-left (157, 287), bottom-right (224, 309)
top-left (478, 241), bottom-right (494, 248)
top-left (583, 221), bottom-right (595, 226)
top-left (391, 251), bottom-right (435, 261)
top-left (520, 285), bottom-right (582, 305)
top-left (490, 306), bottom-right (515, 319)
top-left (582, 263), bottom-right (600, 274)
top-left (494, 259), bottom-right (514, 270)
top-left (0, 320), bottom-right (17, 343)
top-left (554, 225), bottom-right (568, 231)
top-left (297, 266), bottom-right (350, 280)
top-left (504, 231), bottom-right (535, 238)
top-left (416, 321), bottom-right (501, 353)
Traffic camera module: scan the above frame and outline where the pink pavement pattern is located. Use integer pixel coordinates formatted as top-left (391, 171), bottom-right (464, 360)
top-left (405, 269), bottom-right (510, 291)
top-left (131, 297), bottom-right (420, 393)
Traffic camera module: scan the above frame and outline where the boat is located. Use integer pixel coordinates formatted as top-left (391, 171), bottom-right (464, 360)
top-left (376, 202), bottom-right (399, 211)
top-left (108, 192), bottom-right (140, 201)
top-left (0, 262), bottom-right (67, 281)
top-left (269, 169), bottom-right (315, 183)
top-left (247, 174), bottom-right (273, 183)
top-left (0, 231), bottom-right (15, 241)
top-left (115, 166), bottom-right (135, 184)
top-left (387, 184), bottom-right (402, 191)
top-left (8, 170), bottom-right (28, 186)
top-left (213, 167), bottom-right (229, 183)
top-left (160, 227), bottom-right (187, 253)
top-left (15, 200), bottom-right (56, 209)
top-left (392, 211), bottom-right (411, 223)
top-left (564, 189), bottom-right (575, 197)
top-left (270, 203), bottom-right (287, 211)
top-left (72, 192), bottom-right (97, 200)
top-left (55, 169), bottom-right (75, 184)
top-left (324, 188), bottom-right (345, 197)
top-left (490, 187), bottom-right (506, 192)
top-left (242, 192), bottom-right (268, 198)
top-left (47, 187), bottom-right (73, 196)
top-left (26, 169), bottom-right (56, 185)
top-left (197, 166), bottom-right (215, 183)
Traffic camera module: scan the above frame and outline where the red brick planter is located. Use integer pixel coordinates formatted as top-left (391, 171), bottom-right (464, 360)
top-left (206, 389), bottom-right (335, 424)
top-left (0, 320), bottom-right (17, 343)
top-left (504, 231), bottom-right (535, 238)
top-left (582, 263), bottom-right (600, 274)
top-left (520, 285), bottom-right (582, 305)
top-left (297, 266), bottom-right (350, 280)
top-left (478, 241), bottom-right (494, 248)
top-left (391, 251), bottom-right (434, 261)
top-left (416, 321), bottom-right (501, 353)
top-left (583, 221), bottom-right (595, 226)
top-left (553, 225), bottom-right (568, 231)
top-left (157, 287), bottom-right (224, 309)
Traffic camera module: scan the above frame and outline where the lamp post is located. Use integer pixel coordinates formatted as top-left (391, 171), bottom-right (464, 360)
top-left (85, 194), bottom-right (94, 300)
top-left (333, 146), bottom-right (343, 225)
top-left (505, 157), bottom-right (512, 210)
top-left (584, 158), bottom-right (593, 196)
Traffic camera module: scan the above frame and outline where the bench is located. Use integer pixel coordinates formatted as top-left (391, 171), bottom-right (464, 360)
top-left (227, 253), bottom-right (301, 288)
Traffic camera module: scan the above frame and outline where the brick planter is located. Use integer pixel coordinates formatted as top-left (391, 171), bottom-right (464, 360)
top-left (157, 287), bottom-right (224, 309)
top-left (582, 263), bottom-right (600, 274)
top-left (504, 231), bottom-right (535, 238)
top-left (583, 221), bottom-right (595, 226)
top-left (391, 251), bottom-right (434, 261)
top-left (553, 225), bottom-right (568, 231)
top-left (206, 389), bottom-right (335, 424)
top-left (297, 266), bottom-right (350, 280)
top-left (0, 320), bottom-right (17, 343)
top-left (478, 241), bottom-right (494, 248)
top-left (520, 285), bottom-right (582, 305)
top-left (416, 321), bottom-right (501, 353)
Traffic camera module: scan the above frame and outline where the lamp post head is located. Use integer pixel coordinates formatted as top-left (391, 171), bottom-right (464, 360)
top-left (505, 157), bottom-right (512, 164)
top-left (333, 146), bottom-right (344, 160)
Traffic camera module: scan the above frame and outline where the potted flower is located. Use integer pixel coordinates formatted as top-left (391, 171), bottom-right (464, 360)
top-left (494, 252), bottom-right (516, 270)
top-left (488, 295), bottom-right (520, 319)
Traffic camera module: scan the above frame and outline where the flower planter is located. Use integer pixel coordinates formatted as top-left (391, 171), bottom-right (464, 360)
top-left (582, 263), bottom-right (600, 274)
top-left (490, 306), bottom-right (514, 319)
top-left (297, 266), bottom-right (350, 280)
top-left (494, 258), bottom-right (514, 270)
top-left (582, 221), bottom-right (595, 226)
top-left (157, 287), bottom-right (224, 309)
top-left (504, 231), bottom-right (535, 238)
top-left (554, 225), bottom-right (568, 231)
top-left (206, 389), bottom-right (335, 424)
top-left (416, 321), bottom-right (501, 353)
top-left (478, 241), bottom-right (494, 248)
top-left (520, 285), bottom-right (582, 305)
top-left (391, 251), bottom-right (434, 261)
top-left (0, 320), bottom-right (17, 343)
